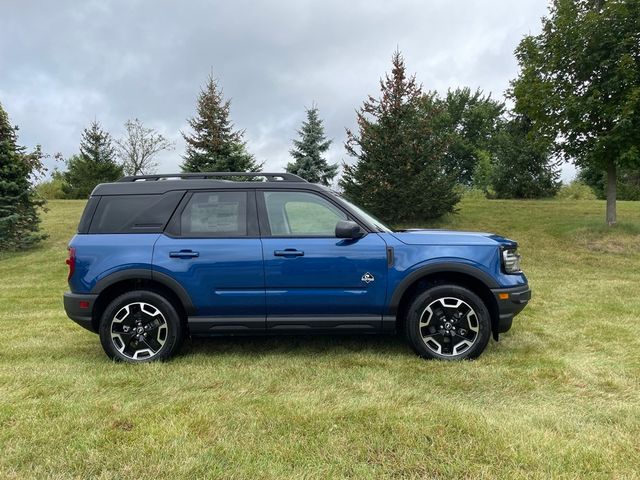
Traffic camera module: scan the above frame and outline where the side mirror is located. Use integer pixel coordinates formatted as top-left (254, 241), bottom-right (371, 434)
top-left (335, 220), bottom-right (365, 239)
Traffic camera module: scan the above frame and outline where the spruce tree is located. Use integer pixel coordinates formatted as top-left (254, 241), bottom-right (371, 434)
top-left (340, 51), bottom-right (459, 223)
top-left (491, 115), bottom-right (560, 199)
top-left (0, 102), bottom-right (47, 250)
top-left (286, 105), bottom-right (338, 185)
top-left (181, 74), bottom-right (261, 173)
top-left (63, 121), bottom-right (122, 199)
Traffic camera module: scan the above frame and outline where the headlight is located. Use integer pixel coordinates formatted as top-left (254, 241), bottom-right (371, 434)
top-left (502, 248), bottom-right (521, 274)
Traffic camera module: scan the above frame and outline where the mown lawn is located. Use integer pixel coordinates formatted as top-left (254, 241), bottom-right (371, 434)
top-left (1, 198), bottom-right (639, 479)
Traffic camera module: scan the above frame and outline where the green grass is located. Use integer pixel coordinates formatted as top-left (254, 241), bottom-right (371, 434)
top-left (1, 198), bottom-right (639, 479)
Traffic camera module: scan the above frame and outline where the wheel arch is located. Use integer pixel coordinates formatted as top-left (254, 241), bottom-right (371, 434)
top-left (390, 264), bottom-right (500, 338)
top-left (90, 269), bottom-right (195, 332)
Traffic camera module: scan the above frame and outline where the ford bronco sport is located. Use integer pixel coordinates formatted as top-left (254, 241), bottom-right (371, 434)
top-left (63, 172), bottom-right (530, 363)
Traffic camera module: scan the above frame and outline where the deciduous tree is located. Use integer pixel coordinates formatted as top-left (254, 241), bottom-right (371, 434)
top-left (511, 0), bottom-right (640, 224)
top-left (438, 88), bottom-right (504, 185)
top-left (116, 118), bottom-right (174, 176)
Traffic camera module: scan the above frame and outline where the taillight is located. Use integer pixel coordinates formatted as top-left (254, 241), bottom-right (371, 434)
top-left (66, 247), bottom-right (76, 281)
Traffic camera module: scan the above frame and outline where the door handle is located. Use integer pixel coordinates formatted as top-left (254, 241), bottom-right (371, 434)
top-left (274, 249), bottom-right (304, 257)
top-left (169, 250), bottom-right (200, 259)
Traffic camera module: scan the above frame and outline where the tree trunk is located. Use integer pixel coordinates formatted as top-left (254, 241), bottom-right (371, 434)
top-left (606, 160), bottom-right (617, 226)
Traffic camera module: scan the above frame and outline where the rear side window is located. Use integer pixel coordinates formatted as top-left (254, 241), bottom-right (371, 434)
top-left (89, 191), bottom-right (184, 234)
top-left (180, 191), bottom-right (248, 237)
top-left (77, 196), bottom-right (99, 233)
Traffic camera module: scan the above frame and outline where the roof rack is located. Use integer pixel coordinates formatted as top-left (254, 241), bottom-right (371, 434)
top-left (117, 172), bottom-right (307, 183)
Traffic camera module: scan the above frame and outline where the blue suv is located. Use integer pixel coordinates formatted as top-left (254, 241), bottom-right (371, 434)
top-left (63, 172), bottom-right (530, 363)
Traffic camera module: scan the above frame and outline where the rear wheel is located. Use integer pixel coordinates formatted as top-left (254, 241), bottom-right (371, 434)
top-left (404, 284), bottom-right (491, 360)
top-left (99, 290), bottom-right (183, 363)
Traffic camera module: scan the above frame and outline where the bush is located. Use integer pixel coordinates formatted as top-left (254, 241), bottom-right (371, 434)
top-left (556, 181), bottom-right (597, 200)
top-left (461, 187), bottom-right (489, 200)
top-left (36, 171), bottom-right (67, 199)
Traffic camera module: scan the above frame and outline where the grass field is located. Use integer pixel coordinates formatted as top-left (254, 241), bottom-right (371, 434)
top-left (1, 198), bottom-right (639, 479)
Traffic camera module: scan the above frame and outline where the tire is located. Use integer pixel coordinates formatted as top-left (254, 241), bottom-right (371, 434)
top-left (99, 290), bottom-right (183, 363)
top-left (404, 284), bottom-right (491, 361)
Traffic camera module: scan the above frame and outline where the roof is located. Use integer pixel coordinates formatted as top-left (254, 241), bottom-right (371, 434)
top-left (91, 172), bottom-right (327, 195)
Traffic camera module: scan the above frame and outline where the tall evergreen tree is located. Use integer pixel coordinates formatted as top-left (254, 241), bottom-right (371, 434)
top-left (340, 51), bottom-right (459, 223)
top-left (181, 74), bottom-right (261, 173)
top-left (491, 115), bottom-right (561, 199)
top-left (286, 105), bottom-right (338, 185)
top-left (63, 121), bottom-right (122, 199)
top-left (0, 102), bottom-right (47, 250)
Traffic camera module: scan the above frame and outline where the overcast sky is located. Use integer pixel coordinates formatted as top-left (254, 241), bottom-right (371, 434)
top-left (0, 0), bottom-right (575, 181)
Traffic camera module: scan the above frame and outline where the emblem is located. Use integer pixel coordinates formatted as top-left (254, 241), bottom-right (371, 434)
top-left (361, 272), bottom-right (375, 284)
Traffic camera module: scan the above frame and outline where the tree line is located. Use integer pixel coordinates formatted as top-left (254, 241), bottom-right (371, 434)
top-left (1, 0), bottom-right (638, 249)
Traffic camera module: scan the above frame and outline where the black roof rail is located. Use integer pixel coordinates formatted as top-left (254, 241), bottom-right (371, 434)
top-left (117, 172), bottom-right (307, 183)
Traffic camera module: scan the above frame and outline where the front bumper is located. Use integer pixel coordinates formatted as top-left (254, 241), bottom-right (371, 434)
top-left (490, 284), bottom-right (531, 334)
top-left (63, 292), bottom-right (98, 333)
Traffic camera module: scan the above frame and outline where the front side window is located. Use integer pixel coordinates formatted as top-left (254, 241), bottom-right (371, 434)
top-left (181, 191), bottom-right (247, 236)
top-left (263, 191), bottom-right (347, 236)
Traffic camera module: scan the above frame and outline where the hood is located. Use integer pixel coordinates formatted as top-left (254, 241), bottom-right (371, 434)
top-left (390, 229), bottom-right (517, 247)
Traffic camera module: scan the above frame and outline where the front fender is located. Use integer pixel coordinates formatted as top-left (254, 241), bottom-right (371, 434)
top-left (386, 259), bottom-right (499, 316)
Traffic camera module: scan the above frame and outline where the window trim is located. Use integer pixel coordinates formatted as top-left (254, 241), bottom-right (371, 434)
top-left (256, 188), bottom-right (370, 238)
top-left (164, 189), bottom-right (259, 238)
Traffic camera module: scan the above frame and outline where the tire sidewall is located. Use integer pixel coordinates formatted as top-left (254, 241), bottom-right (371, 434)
top-left (405, 284), bottom-right (491, 360)
top-left (99, 290), bottom-right (182, 363)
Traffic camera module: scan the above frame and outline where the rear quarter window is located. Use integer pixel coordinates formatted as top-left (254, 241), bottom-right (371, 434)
top-left (89, 191), bottom-right (185, 234)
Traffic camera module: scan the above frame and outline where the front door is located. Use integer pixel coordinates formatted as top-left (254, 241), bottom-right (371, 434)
top-left (258, 190), bottom-right (388, 332)
top-left (153, 190), bottom-right (265, 333)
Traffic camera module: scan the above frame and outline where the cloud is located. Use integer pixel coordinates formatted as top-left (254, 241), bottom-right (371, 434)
top-left (2, 0), bottom-right (570, 179)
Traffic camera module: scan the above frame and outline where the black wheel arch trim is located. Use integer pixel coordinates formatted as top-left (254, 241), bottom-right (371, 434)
top-left (387, 262), bottom-right (499, 315)
top-left (90, 268), bottom-right (196, 315)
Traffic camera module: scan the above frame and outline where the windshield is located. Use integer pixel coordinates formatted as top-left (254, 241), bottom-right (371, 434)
top-left (337, 195), bottom-right (393, 233)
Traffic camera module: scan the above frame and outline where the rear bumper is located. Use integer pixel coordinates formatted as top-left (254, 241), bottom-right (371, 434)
top-left (491, 284), bottom-right (531, 334)
top-left (63, 292), bottom-right (98, 333)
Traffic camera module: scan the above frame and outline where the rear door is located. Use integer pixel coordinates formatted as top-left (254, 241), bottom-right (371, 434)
top-left (153, 189), bottom-right (266, 333)
top-left (258, 190), bottom-right (388, 332)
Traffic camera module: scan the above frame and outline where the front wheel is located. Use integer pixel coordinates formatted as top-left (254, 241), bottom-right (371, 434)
top-left (99, 290), bottom-right (183, 363)
top-left (404, 284), bottom-right (491, 360)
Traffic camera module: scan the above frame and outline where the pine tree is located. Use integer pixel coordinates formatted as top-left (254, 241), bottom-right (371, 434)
top-left (63, 121), bottom-right (123, 199)
top-left (0, 102), bottom-right (47, 250)
top-left (340, 51), bottom-right (459, 223)
top-left (286, 105), bottom-right (337, 185)
top-left (491, 115), bottom-right (560, 199)
top-left (181, 74), bottom-right (261, 173)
